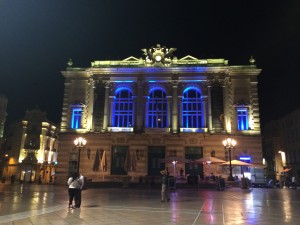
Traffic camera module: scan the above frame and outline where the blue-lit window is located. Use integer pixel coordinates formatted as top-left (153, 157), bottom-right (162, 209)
top-left (71, 107), bottom-right (83, 129)
top-left (113, 88), bottom-right (133, 127)
top-left (147, 89), bottom-right (167, 128)
top-left (237, 108), bottom-right (249, 130)
top-left (182, 88), bottom-right (202, 128)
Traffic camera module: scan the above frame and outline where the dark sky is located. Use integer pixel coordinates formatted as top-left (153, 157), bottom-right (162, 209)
top-left (1, 1), bottom-right (300, 127)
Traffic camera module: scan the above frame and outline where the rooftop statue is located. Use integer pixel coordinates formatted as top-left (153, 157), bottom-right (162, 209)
top-left (141, 44), bottom-right (177, 66)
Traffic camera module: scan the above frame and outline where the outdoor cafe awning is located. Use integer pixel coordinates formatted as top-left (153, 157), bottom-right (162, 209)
top-left (195, 156), bottom-right (226, 164)
top-left (221, 159), bottom-right (253, 167)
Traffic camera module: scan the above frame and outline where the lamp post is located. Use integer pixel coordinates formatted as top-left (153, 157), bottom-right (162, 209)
top-left (222, 137), bottom-right (237, 181)
top-left (74, 137), bottom-right (87, 173)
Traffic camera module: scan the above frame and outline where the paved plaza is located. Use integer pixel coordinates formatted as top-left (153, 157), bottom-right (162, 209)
top-left (0, 183), bottom-right (300, 225)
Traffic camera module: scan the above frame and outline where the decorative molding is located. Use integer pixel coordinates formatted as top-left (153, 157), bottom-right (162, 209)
top-left (204, 78), bottom-right (227, 87)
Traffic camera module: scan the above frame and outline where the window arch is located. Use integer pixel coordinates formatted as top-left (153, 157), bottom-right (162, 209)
top-left (112, 88), bottom-right (134, 127)
top-left (71, 103), bottom-right (84, 129)
top-left (236, 107), bottom-right (249, 130)
top-left (147, 88), bottom-right (168, 128)
top-left (182, 87), bottom-right (202, 128)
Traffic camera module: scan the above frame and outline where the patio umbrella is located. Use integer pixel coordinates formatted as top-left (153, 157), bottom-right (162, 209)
top-left (221, 159), bottom-right (253, 178)
top-left (100, 151), bottom-right (107, 180)
top-left (195, 156), bottom-right (226, 164)
top-left (131, 150), bottom-right (137, 172)
top-left (124, 150), bottom-right (137, 173)
top-left (92, 149), bottom-right (100, 172)
top-left (195, 156), bottom-right (226, 177)
top-left (221, 160), bottom-right (253, 166)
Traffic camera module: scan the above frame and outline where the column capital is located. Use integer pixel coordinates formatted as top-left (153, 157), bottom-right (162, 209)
top-left (102, 78), bottom-right (111, 88)
top-left (137, 77), bottom-right (145, 87)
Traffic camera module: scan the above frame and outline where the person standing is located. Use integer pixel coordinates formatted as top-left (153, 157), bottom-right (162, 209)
top-left (67, 172), bottom-right (82, 209)
top-left (76, 174), bottom-right (85, 208)
top-left (180, 168), bottom-right (184, 177)
top-left (161, 170), bottom-right (170, 202)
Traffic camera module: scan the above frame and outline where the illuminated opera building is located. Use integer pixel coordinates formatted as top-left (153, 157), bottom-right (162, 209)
top-left (56, 44), bottom-right (264, 184)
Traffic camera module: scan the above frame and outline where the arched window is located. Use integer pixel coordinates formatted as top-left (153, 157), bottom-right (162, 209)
top-left (147, 89), bottom-right (168, 128)
top-left (236, 107), bottom-right (249, 130)
top-left (71, 104), bottom-right (84, 129)
top-left (113, 88), bottom-right (134, 127)
top-left (182, 88), bottom-right (202, 128)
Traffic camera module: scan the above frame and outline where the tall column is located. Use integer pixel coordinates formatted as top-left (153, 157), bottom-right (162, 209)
top-left (171, 80), bottom-right (179, 133)
top-left (208, 86), bottom-right (212, 132)
top-left (87, 78), bottom-right (94, 131)
top-left (167, 97), bottom-right (172, 129)
top-left (202, 96), bottom-right (208, 129)
top-left (102, 79), bottom-right (110, 132)
top-left (223, 82), bottom-right (231, 133)
top-left (135, 78), bottom-right (144, 133)
top-left (178, 98), bottom-right (182, 129)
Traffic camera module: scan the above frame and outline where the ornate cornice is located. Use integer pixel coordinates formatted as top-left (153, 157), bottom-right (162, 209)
top-left (204, 77), bottom-right (227, 87)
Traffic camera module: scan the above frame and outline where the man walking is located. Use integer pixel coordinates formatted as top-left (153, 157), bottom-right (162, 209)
top-left (75, 173), bottom-right (85, 208)
top-left (161, 170), bottom-right (170, 202)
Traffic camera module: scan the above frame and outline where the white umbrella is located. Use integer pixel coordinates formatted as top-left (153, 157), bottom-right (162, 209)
top-left (100, 151), bottom-right (107, 180)
top-left (221, 160), bottom-right (253, 166)
top-left (195, 157), bottom-right (226, 176)
top-left (195, 156), bottom-right (226, 164)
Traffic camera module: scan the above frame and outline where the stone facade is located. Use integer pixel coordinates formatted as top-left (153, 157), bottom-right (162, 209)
top-left (56, 44), bottom-right (263, 184)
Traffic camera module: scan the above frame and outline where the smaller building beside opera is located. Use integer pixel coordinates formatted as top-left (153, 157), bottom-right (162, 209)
top-left (263, 108), bottom-right (300, 183)
top-left (55, 44), bottom-right (264, 184)
top-left (1, 108), bottom-right (58, 184)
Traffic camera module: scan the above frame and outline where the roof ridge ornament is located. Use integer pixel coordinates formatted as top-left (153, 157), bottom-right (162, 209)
top-left (141, 44), bottom-right (177, 66)
top-left (249, 56), bottom-right (256, 65)
top-left (67, 58), bottom-right (73, 67)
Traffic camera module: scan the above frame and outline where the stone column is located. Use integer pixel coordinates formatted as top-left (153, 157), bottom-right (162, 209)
top-left (87, 77), bottom-right (94, 131)
top-left (102, 80), bottom-right (110, 132)
top-left (135, 78), bottom-right (144, 133)
top-left (171, 80), bottom-right (179, 133)
top-left (208, 86), bottom-right (213, 132)
top-left (178, 97), bottom-right (182, 130)
top-left (167, 97), bottom-right (172, 128)
top-left (223, 81), bottom-right (230, 133)
top-left (202, 96), bottom-right (208, 129)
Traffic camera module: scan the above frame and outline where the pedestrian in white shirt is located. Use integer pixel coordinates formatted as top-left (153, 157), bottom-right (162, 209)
top-left (67, 172), bottom-right (83, 209)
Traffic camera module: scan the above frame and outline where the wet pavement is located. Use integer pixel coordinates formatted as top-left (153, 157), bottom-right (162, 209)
top-left (0, 183), bottom-right (300, 225)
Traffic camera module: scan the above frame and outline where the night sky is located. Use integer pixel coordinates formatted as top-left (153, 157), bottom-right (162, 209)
top-left (1, 1), bottom-right (300, 128)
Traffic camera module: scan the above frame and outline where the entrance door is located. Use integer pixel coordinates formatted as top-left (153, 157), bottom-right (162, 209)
top-left (148, 146), bottom-right (165, 176)
top-left (111, 146), bottom-right (128, 175)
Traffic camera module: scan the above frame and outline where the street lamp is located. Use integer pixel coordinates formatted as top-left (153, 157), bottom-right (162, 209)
top-left (222, 137), bottom-right (237, 181)
top-left (74, 137), bottom-right (87, 173)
